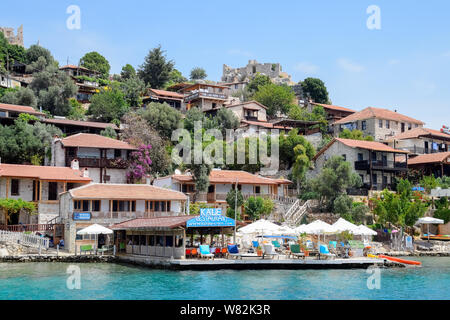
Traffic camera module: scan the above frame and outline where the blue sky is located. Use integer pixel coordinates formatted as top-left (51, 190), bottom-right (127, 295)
top-left (2, 0), bottom-right (449, 129)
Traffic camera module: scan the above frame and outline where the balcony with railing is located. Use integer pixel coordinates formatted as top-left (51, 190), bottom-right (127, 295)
top-left (187, 192), bottom-right (296, 204)
top-left (184, 91), bottom-right (228, 103)
top-left (354, 160), bottom-right (407, 171)
top-left (66, 156), bottom-right (129, 169)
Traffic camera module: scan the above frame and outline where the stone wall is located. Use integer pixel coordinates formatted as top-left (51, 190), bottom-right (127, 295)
top-left (222, 60), bottom-right (293, 85)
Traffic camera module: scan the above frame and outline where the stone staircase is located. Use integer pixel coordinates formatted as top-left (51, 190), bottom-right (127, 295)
top-left (283, 199), bottom-right (318, 226)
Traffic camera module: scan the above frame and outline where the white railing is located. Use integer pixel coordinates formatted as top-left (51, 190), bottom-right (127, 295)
top-left (0, 230), bottom-right (49, 249)
top-left (284, 199), bottom-right (318, 226)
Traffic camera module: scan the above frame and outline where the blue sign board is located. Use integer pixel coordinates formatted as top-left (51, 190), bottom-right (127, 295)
top-left (73, 212), bottom-right (91, 221)
top-left (187, 208), bottom-right (235, 228)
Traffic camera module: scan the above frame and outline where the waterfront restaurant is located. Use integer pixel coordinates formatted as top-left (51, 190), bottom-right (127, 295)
top-left (59, 183), bottom-right (188, 253)
top-left (111, 208), bottom-right (240, 259)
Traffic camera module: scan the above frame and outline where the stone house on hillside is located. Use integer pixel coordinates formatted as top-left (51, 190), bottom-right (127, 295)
top-left (333, 107), bottom-right (425, 142)
top-left (51, 133), bottom-right (136, 184)
top-left (311, 138), bottom-right (409, 193)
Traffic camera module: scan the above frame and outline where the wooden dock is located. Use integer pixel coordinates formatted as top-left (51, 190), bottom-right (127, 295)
top-left (116, 255), bottom-right (401, 270)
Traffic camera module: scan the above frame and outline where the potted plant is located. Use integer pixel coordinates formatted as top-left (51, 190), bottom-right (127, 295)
top-left (256, 245), bottom-right (263, 256)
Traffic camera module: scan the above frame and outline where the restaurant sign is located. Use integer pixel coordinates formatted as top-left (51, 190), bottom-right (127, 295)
top-left (73, 212), bottom-right (91, 221)
top-left (186, 208), bottom-right (235, 228)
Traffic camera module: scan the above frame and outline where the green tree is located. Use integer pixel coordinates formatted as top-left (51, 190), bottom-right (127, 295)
top-left (215, 107), bottom-right (240, 136)
top-left (183, 107), bottom-right (205, 133)
top-left (25, 44), bottom-right (55, 72)
top-left (119, 76), bottom-right (145, 108)
top-left (138, 45), bottom-right (174, 89)
top-left (0, 118), bottom-right (62, 164)
top-left (79, 51), bottom-right (110, 78)
top-left (29, 65), bottom-right (77, 116)
top-left (247, 74), bottom-right (271, 93)
top-left (88, 85), bottom-right (129, 123)
top-left (226, 189), bottom-right (244, 221)
top-left (301, 77), bottom-right (330, 104)
top-left (0, 198), bottom-right (36, 225)
top-left (0, 87), bottom-right (37, 108)
top-left (0, 32), bottom-right (26, 72)
top-left (307, 156), bottom-right (362, 211)
top-left (339, 129), bottom-right (374, 141)
top-left (100, 126), bottom-right (118, 139)
top-left (279, 129), bottom-right (316, 168)
top-left (120, 112), bottom-right (171, 175)
top-left (373, 179), bottom-right (427, 227)
top-left (244, 197), bottom-right (265, 220)
top-left (190, 67), bottom-right (207, 80)
top-left (67, 98), bottom-right (85, 120)
top-left (434, 197), bottom-right (450, 224)
top-left (252, 83), bottom-right (295, 118)
top-left (139, 102), bottom-right (182, 139)
top-left (120, 64), bottom-right (136, 80)
top-left (420, 175), bottom-right (438, 193)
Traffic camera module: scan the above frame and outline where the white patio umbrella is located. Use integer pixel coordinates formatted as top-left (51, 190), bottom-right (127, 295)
top-left (238, 219), bottom-right (281, 235)
top-left (303, 220), bottom-right (338, 247)
top-left (294, 224), bottom-right (308, 234)
top-left (76, 224), bottom-right (113, 251)
top-left (274, 225), bottom-right (297, 236)
top-left (416, 217), bottom-right (444, 241)
top-left (332, 218), bottom-right (360, 234)
top-left (356, 225), bottom-right (378, 236)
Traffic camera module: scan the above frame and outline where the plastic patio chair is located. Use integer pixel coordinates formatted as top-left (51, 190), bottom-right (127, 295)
top-left (199, 245), bottom-right (214, 260)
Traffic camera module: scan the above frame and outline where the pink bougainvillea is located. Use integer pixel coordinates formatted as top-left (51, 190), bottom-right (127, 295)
top-left (127, 144), bottom-right (152, 182)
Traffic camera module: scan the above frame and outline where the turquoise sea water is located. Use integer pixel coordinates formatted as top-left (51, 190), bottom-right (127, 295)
top-left (0, 257), bottom-right (449, 300)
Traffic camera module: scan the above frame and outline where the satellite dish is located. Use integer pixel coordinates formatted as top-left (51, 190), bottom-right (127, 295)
top-left (174, 169), bottom-right (181, 175)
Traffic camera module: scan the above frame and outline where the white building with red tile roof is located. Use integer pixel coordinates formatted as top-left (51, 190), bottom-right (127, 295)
top-left (153, 169), bottom-right (292, 216)
top-left (0, 163), bottom-right (91, 225)
top-left (59, 183), bottom-right (188, 253)
top-left (386, 127), bottom-right (450, 155)
top-left (51, 133), bottom-right (136, 184)
top-left (311, 138), bottom-right (409, 192)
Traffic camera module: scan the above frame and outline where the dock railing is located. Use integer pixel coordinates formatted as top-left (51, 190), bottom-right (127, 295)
top-left (0, 230), bottom-right (49, 250)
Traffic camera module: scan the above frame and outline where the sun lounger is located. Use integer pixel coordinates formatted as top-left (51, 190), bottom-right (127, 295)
top-left (318, 244), bottom-right (336, 260)
top-left (289, 244), bottom-right (305, 259)
top-left (227, 244), bottom-right (258, 259)
top-left (262, 244), bottom-right (279, 259)
top-left (199, 245), bottom-right (214, 260)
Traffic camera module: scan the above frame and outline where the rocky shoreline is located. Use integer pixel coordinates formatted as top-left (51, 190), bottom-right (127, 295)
top-left (0, 254), bottom-right (117, 263)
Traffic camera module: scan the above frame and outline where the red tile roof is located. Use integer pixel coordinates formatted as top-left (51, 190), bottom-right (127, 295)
top-left (60, 133), bottom-right (136, 150)
top-left (241, 120), bottom-right (288, 129)
top-left (69, 183), bottom-right (188, 200)
top-left (389, 127), bottom-right (450, 141)
top-left (313, 138), bottom-right (409, 161)
top-left (227, 100), bottom-right (268, 110)
top-left (167, 170), bottom-right (291, 185)
top-left (0, 164), bottom-right (92, 182)
top-left (312, 103), bottom-right (356, 113)
top-left (0, 103), bottom-right (45, 116)
top-left (111, 216), bottom-right (195, 230)
top-left (44, 119), bottom-right (119, 130)
top-left (408, 152), bottom-right (450, 165)
top-left (148, 89), bottom-right (184, 99)
top-left (334, 107), bottom-right (424, 125)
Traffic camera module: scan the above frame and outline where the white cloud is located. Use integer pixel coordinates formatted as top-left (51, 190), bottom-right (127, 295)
top-left (227, 49), bottom-right (253, 58)
top-left (337, 58), bottom-right (365, 72)
top-left (294, 62), bottom-right (319, 74)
